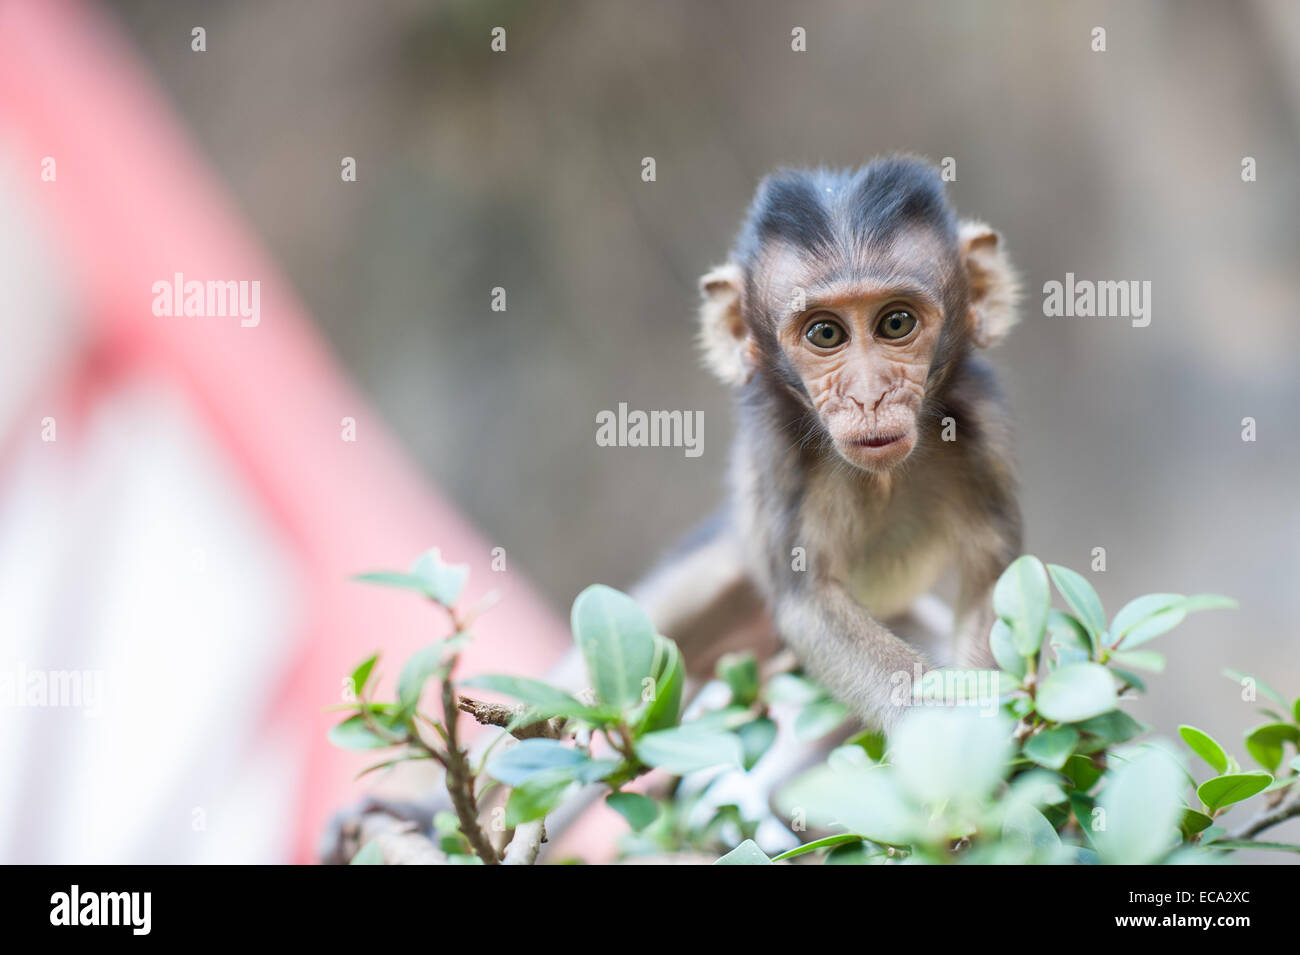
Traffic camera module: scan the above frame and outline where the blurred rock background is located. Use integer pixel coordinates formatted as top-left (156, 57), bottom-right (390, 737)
top-left (109, 0), bottom-right (1299, 851)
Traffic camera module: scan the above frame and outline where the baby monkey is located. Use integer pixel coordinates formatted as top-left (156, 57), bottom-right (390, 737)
top-left (322, 157), bottom-right (1021, 859)
top-left (635, 156), bottom-right (1022, 731)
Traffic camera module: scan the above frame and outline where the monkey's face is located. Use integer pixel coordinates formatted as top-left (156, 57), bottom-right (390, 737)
top-left (782, 295), bottom-right (942, 471)
top-left (697, 177), bottom-right (1017, 476)
top-left (765, 237), bottom-right (950, 473)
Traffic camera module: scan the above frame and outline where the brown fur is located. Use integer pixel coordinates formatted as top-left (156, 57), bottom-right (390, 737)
top-left (639, 160), bottom-right (1022, 731)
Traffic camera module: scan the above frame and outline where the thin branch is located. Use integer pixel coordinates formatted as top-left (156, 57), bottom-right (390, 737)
top-left (441, 676), bottom-right (500, 864)
top-left (501, 820), bottom-right (546, 865)
top-left (458, 695), bottom-right (565, 739)
top-left (1227, 784), bottom-right (1300, 840)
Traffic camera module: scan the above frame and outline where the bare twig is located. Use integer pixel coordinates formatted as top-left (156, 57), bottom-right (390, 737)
top-left (1227, 783), bottom-right (1300, 840)
top-left (458, 695), bottom-right (565, 739)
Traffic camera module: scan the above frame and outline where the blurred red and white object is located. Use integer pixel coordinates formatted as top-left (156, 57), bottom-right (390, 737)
top-left (0, 0), bottom-right (568, 863)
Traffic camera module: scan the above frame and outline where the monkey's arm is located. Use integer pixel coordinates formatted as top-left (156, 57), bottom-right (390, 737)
top-left (773, 578), bottom-right (928, 732)
top-left (630, 510), bottom-right (774, 678)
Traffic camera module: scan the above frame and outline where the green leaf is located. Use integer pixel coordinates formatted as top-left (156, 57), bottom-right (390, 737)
top-left (827, 744), bottom-right (871, 772)
top-left (1115, 608), bottom-right (1187, 649)
top-left (635, 726), bottom-right (744, 775)
top-left (1179, 808), bottom-right (1215, 839)
top-left (1178, 725), bottom-right (1229, 774)
top-left (715, 839), bottom-right (772, 865)
top-left (1074, 710), bottom-right (1147, 752)
top-left (397, 644), bottom-right (445, 715)
top-left (353, 571), bottom-right (436, 594)
top-left (1111, 593), bottom-right (1236, 650)
top-left (460, 674), bottom-right (585, 709)
top-left (409, 548), bottom-right (469, 606)
top-left (1222, 669), bottom-right (1290, 707)
top-left (1046, 610), bottom-right (1093, 654)
top-left (486, 739), bottom-right (617, 787)
top-left (328, 711), bottom-right (404, 750)
top-left (1035, 663), bottom-right (1117, 723)
top-left (349, 655), bottom-right (378, 699)
top-left (1108, 593), bottom-right (1181, 644)
top-left (765, 672), bottom-right (824, 705)
top-left (1243, 723), bottom-right (1300, 773)
top-left (716, 652), bottom-right (760, 707)
top-left (988, 619), bottom-right (1026, 678)
top-left (1067, 792), bottom-right (1098, 848)
top-left (571, 585), bottom-right (658, 710)
top-left (845, 727), bottom-right (888, 762)
top-left (605, 791), bottom-right (659, 831)
top-left (891, 708), bottom-right (1014, 806)
top-left (1177, 594), bottom-right (1239, 614)
top-left (1063, 753), bottom-right (1103, 791)
top-left (1094, 747), bottom-right (1185, 864)
top-left (795, 699), bottom-right (849, 741)
top-left (993, 555), bottom-right (1051, 656)
top-left (1203, 839), bottom-right (1300, 853)
top-left (505, 769), bottom-right (576, 827)
top-left (1111, 650), bottom-right (1165, 673)
top-left (683, 704), bottom-right (756, 734)
top-left (356, 548), bottom-right (470, 607)
top-left (770, 834), bottom-right (864, 862)
top-left (1010, 770), bottom-right (1068, 807)
top-left (1197, 772), bottom-right (1272, 812)
top-left (1111, 669), bottom-right (1146, 693)
top-left (737, 717), bottom-right (778, 770)
top-left (349, 842), bottom-right (384, 865)
top-left (778, 764), bottom-right (917, 845)
top-left (1023, 726), bottom-right (1080, 770)
top-left (1047, 564), bottom-right (1106, 644)
top-left (508, 700), bottom-right (621, 729)
top-left (826, 842), bottom-right (886, 865)
top-left (1199, 825), bottom-right (1226, 844)
top-left (355, 752), bottom-right (435, 780)
top-left (1002, 800), bottom-right (1061, 854)
top-left (639, 634), bottom-right (684, 734)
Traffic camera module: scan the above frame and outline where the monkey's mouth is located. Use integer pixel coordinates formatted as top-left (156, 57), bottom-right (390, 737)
top-left (851, 433), bottom-right (907, 449)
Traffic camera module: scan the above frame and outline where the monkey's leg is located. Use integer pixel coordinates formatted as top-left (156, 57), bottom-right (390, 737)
top-left (774, 580), bottom-right (929, 733)
top-left (540, 510), bottom-right (772, 690)
top-left (630, 510), bottom-right (775, 678)
top-left (952, 597), bottom-right (997, 670)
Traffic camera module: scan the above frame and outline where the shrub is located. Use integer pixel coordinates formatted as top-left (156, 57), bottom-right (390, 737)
top-left (330, 550), bottom-right (1299, 864)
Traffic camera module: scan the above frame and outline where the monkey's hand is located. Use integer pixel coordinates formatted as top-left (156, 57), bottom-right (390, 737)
top-left (773, 580), bottom-right (929, 734)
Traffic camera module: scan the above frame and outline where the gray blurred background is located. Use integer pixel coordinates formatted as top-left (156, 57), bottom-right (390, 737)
top-left (110, 0), bottom-right (1299, 844)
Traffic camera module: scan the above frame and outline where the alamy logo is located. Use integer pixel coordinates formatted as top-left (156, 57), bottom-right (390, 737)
top-left (0, 664), bottom-right (104, 716)
top-left (1042, 273), bottom-right (1151, 327)
top-left (151, 273), bottom-right (261, 327)
top-left (595, 402), bottom-right (703, 458)
top-left (50, 885), bottom-right (151, 935)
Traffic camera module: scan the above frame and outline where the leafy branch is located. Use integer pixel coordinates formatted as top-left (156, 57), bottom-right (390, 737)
top-left (329, 549), bottom-right (1299, 865)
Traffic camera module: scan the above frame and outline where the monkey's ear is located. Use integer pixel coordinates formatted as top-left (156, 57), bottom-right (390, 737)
top-left (698, 263), bottom-right (754, 385)
top-left (959, 220), bottom-right (1020, 348)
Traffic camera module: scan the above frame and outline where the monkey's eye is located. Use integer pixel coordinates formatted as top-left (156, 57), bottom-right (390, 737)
top-left (805, 319), bottom-right (847, 349)
top-left (877, 309), bottom-right (917, 340)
